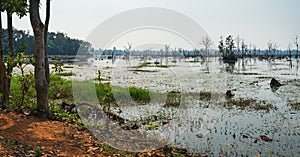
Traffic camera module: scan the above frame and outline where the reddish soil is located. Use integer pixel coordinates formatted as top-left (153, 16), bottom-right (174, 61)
top-left (0, 109), bottom-right (109, 156)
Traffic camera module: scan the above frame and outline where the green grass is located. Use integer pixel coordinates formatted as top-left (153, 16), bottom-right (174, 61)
top-left (56, 72), bottom-right (73, 76)
top-left (129, 87), bottom-right (150, 103)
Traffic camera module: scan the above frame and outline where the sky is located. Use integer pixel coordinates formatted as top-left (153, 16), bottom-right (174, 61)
top-left (2, 0), bottom-right (300, 50)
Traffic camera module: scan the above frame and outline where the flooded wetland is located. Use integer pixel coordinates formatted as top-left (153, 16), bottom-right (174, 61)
top-left (71, 56), bottom-right (300, 156)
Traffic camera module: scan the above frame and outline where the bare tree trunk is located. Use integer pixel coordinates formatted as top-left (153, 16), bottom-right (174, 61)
top-left (0, 11), bottom-right (9, 104)
top-left (6, 11), bottom-right (14, 91)
top-left (44, 0), bottom-right (50, 83)
top-left (29, 0), bottom-right (50, 117)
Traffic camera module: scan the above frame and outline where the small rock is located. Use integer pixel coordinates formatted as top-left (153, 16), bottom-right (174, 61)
top-left (270, 78), bottom-right (282, 90)
top-left (226, 90), bottom-right (234, 98)
top-left (196, 133), bottom-right (203, 138)
top-left (242, 134), bottom-right (249, 138)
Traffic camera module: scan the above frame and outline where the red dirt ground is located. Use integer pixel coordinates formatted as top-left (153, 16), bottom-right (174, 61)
top-left (0, 109), bottom-right (109, 156)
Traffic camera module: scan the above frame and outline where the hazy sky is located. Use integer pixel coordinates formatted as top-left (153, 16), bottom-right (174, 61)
top-left (2, 0), bottom-right (300, 50)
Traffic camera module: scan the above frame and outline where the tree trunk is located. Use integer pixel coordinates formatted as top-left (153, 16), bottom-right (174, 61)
top-left (0, 11), bottom-right (3, 60)
top-left (6, 11), bottom-right (14, 92)
top-left (44, 0), bottom-right (50, 83)
top-left (29, 0), bottom-right (50, 117)
top-left (0, 11), bottom-right (9, 104)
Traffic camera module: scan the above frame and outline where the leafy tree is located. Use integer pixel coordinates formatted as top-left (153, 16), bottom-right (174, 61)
top-left (0, 0), bottom-right (27, 104)
top-left (219, 35), bottom-right (237, 64)
top-left (218, 36), bottom-right (225, 55)
top-left (225, 35), bottom-right (235, 55)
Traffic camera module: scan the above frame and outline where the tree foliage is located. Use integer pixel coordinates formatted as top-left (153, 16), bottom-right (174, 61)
top-left (1, 29), bottom-right (92, 55)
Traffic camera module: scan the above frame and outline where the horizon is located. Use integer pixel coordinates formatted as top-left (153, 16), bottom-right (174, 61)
top-left (1, 0), bottom-right (300, 50)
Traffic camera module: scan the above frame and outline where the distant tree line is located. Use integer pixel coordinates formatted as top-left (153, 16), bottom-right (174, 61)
top-left (1, 28), bottom-right (93, 55)
top-left (218, 35), bottom-right (299, 64)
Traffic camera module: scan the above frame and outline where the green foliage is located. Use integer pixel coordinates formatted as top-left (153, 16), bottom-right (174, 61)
top-left (56, 72), bottom-right (73, 77)
top-left (1, 0), bottom-right (28, 17)
top-left (50, 103), bottom-right (79, 123)
top-left (225, 35), bottom-right (235, 54)
top-left (34, 146), bottom-right (42, 156)
top-left (1, 29), bottom-right (92, 55)
top-left (52, 61), bottom-right (64, 73)
top-left (49, 74), bottom-right (73, 100)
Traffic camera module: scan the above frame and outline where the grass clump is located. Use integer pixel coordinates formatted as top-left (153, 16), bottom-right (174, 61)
top-left (56, 72), bottom-right (73, 76)
top-left (129, 87), bottom-right (150, 103)
top-left (49, 74), bottom-right (73, 100)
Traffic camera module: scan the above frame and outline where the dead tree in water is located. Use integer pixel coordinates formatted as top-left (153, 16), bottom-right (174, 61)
top-left (288, 44), bottom-right (293, 69)
top-left (201, 35), bottom-right (212, 60)
top-left (124, 42), bottom-right (132, 65)
top-left (295, 35), bottom-right (299, 60)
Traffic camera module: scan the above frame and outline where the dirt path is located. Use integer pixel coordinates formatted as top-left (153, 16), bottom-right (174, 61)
top-left (0, 109), bottom-right (109, 156)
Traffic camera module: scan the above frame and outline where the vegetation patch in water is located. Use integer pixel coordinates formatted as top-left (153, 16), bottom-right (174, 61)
top-left (226, 98), bottom-right (276, 111)
top-left (289, 102), bottom-right (300, 111)
top-left (155, 65), bottom-right (173, 68)
top-left (131, 62), bottom-right (152, 68)
top-left (236, 72), bottom-right (261, 75)
top-left (199, 92), bottom-right (212, 101)
top-left (164, 91), bottom-right (181, 107)
top-left (129, 87), bottom-right (151, 103)
top-left (129, 69), bottom-right (158, 73)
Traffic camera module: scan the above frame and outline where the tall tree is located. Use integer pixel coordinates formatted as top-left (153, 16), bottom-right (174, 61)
top-left (1, 0), bottom-right (27, 101)
top-left (218, 36), bottom-right (225, 55)
top-left (0, 1), bottom-right (9, 104)
top-left (29, 0), bottom-right (51, 117)
top-left (225, 35), bottom-right (235, 55)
